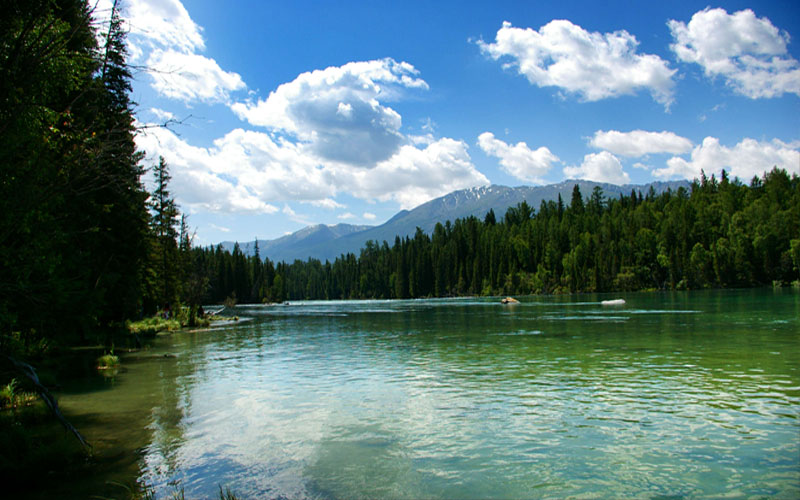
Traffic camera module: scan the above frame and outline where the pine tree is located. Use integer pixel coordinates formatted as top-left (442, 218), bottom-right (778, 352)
top-left (1, 0), bottom-right (149, 345)
top-left (148, 156), bottom-right (181, 312)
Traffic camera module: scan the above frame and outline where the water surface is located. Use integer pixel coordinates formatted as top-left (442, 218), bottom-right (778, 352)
top-left (59, 289), bottom-right (800, 498)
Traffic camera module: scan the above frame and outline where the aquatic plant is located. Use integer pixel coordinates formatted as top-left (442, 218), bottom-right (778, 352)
top-left (104, 481), bottom-right (241, 500)
top-left (218, 485), bottom-right (241, 500)
top-left (0, 379), bottom-right (18, 407)
top-left (104, 480), bottom-right (156, 500)
top-left (0, 378), bottom-right (38, 410)
top-left (96, 352), bottom-right (120, 370)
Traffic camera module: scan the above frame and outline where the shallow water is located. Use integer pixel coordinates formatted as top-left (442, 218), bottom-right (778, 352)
top-left (58, 289), bottom-right (799, 498)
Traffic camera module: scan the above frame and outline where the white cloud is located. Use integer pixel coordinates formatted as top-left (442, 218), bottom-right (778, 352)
top-left (479, 20), bottom-right (676, 106)
top-left (308, 198), bottom-right (345, 210)
top-left (421, 117), bottom-right (436, 133)
top-left (409, 133), bottom-right (436, 146)
top-left (136, 124), bottom-right (488, 214)
top-left (122, 0), bottom-right (204, 55)
top-left (336, 102), bottom-right (353, 118)
top-left (209, 224), bottom-right (230, 233)
top-left (149, 108), bottom-right (175, 121)
top-left (477, 132), bottom-right (558, 183)
top-left (656, 137), bottom-right (800, 180)
top-left (337, 213), bottom-right (356, 220)
top-left (137, 126), bottom-right (284, 214)
top-left (564, 151), bottom-right (630, 185)
top-left (363, 212), bottom-right (377, 221)
top-left (147, 49), bottom-right (245, 103)
top-left (92, 0), bottom-right (246, 104)
top-left (589, 130), bottom-right (693, 157)
top-left (669, 8), bottom-right (800, 98)
top-left (340, 138), bottom-right (490, 209)
top-left (281, 204), bottom-right (313, 225)
top-left (113, 4), bottom-right (487, 215)
top-left (231, 58), bottom-right (427, 166)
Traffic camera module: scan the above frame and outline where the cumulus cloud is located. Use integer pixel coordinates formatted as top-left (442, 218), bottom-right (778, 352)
top-left (564, 151), bottom-right (630, 184)
top-left (337, 213), bottom-right (356, 220)
top-left (93, 0), bottom-right (245, 104)
top-left (479, 20), bottom-right (676, 106)
top-left (477, 132), bottom-right (559, 183)
top-left (136, 126), bottom-right (300, 214)
top-left (363, 212), bottom-right (377, 221)
top-left (102, 5), bottom-right (487, 215)
top-left (589, 130), bottom-right (693, 157)
top-left (669, 8), bottom-right (800, 98)
top-left (92, 0), bottom-right (202, 55)
top-left (148, 49), bottom-right (245, 103)
top-left (136, 125), bottom-right (488, 214)
top-left (231, 58), bottom-right (427, 166)
top-left (121, 0), bottom-right (204, 55)
top-left (340, 138), bottom-right (490, 209)
top-left (656, 137), bottom-right (800, 180)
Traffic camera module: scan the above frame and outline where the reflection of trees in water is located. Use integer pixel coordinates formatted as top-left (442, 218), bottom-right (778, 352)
top-left (141, 347), bottom-right (200, 487)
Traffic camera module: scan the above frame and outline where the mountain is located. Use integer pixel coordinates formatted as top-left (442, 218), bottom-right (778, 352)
top-left (221, 180), bottom-right (689, 262)
top-left (219, 223), bottom-right (372, 262)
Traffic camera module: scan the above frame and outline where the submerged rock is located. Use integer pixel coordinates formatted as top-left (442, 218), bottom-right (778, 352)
top-left (501, 297), bottom-right (519, 304)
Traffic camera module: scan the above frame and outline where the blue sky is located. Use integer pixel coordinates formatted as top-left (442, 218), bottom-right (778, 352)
top-left (93, 0), bottom-right (800, 244)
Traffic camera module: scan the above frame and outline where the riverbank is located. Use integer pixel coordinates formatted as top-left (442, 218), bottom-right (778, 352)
top-left (0, 311), bottom-right (244, 499)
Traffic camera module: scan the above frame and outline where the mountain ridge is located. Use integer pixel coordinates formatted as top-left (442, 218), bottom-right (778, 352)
top-left (218, 180), bottom-right (689, 262)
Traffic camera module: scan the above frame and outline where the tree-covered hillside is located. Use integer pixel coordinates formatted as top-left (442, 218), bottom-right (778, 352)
top-left (190, 169), bottom-right (800, 303)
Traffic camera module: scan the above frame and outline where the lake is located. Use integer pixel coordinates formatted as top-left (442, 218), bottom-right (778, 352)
top-left (56, 289), bottom-right (799, 498)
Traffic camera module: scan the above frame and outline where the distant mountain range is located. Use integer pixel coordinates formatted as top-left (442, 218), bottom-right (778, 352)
top-left (219, 223), bottom-right (370, 262)
top-left (219, 179), bottom-right (689, 263)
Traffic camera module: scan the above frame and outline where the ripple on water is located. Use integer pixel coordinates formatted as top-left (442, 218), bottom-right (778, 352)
top-left (62, 292), bottom-right (800, 499)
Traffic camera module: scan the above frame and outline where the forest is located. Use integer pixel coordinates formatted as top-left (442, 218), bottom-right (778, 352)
top-left (0, 0), bottom-right (201, 353)
top-left (192, 168), bottom-right (800, 304)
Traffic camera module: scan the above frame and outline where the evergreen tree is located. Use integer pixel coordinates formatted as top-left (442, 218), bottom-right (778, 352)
top-left (147, 156), bottom-right (181, 312)
top-left (1, 0), bottom-right (149, 347)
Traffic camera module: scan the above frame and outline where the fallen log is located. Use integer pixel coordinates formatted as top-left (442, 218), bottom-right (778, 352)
top-left (3, 355), bottom-right (91, 452)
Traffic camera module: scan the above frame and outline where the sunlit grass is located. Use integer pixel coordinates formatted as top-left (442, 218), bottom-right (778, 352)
top-left (96, 352), bottom-right (120, 370)
top-left (126, 316), bottom-right (181, 337)
top-left (127, 307), bottom-right (218, 337)
top-left (0, 379), bottom-right (38, 410)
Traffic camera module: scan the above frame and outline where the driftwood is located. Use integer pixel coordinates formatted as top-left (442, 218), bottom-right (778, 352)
top-left (3, 355), bottom-right (91, 452)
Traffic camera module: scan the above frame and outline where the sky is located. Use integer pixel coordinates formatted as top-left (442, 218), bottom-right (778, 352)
top-left (92, 0), bottom-right (800, 244)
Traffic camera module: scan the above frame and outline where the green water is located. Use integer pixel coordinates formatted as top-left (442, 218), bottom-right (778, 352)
top-left (56, 289), bottom-right (799, 498)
